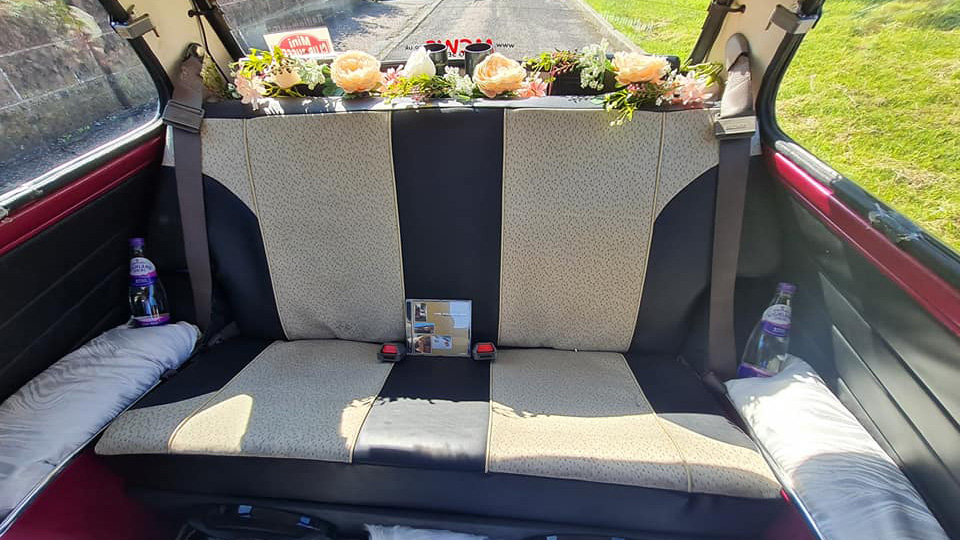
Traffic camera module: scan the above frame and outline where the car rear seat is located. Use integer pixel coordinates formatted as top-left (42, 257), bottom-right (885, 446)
top-left (96, 106), bottom-right (783, 537)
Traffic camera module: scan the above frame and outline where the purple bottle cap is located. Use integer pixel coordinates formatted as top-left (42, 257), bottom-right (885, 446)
top-left (777, 282), bottom-right (797, 294)
top-left (129, 237), bottom-right (145, 248)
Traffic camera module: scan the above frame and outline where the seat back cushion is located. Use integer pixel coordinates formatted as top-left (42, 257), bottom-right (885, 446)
top-left (200, 113), bottom-right (405, 342)
top-left (498, 108), bottom-right (717, 351)
top-left (196, 107), bottom-right (718, 352)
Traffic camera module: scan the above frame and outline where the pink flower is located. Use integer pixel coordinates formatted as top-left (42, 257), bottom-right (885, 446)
top-left (383, 67), bottom-right (403, 87)
top-left (234, 73), bottom-right (266, 107)
top-left (516, 77), bottom-right (548, 98)
top-left (660, 81), bottom-right (678, 104)
top-left (673, 74), bottom-right (713, 105)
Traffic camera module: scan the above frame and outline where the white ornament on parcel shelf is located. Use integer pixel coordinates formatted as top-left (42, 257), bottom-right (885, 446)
top-left (401, 47), bottom-right (437, 78)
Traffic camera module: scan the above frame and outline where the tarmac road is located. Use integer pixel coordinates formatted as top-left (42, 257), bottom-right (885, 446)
top-left (326, 0), bottom-right (635, 61)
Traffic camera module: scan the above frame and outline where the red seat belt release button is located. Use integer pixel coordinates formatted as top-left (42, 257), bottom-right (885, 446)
top-left (378, 343), bottom-right (406, 363)
top-left (472, 342), bottom-right (497, 361)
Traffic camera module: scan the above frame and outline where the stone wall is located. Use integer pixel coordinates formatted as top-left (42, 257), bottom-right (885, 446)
top-left (0, 0), bottom-right (157, 172)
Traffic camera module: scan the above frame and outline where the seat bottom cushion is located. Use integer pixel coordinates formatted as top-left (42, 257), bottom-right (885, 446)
top-left (97, 339), bottom-right (783, 537)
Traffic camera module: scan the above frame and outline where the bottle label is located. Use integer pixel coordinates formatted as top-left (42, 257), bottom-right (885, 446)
top-left (760, 304), bottom-right (791, 338)
top-left (738, 362), bottom-right (774, 378)
top-left (130, 257), bottom-right (158, 287)
top-left (133, 313), bottom-right (170, 327)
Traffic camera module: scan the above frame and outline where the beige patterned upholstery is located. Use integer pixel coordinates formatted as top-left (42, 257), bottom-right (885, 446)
top-left (498, 108), bottom-right (719, 352)
top-left (499, 109), bottom-right (661, 351)
top-left (200, 119), bottom-right (256, 210)
top-left (200, 113), bottom-right (406, 343)
top-left (488, 349), bottom-right (781, 498)
top-left (656, 108), bottom-right (719, 216)
top-left (96, 340), bottom-right (394, 462)
top-left (245, 114), bottom-right (405, 342)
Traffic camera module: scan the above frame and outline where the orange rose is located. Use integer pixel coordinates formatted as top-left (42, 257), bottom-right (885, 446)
top-left (330, 50), bottom-right (384, 94)
top-left (613, 52), bottom-right (670, 86)
top-left (473, 53), bottom-right (526, 98)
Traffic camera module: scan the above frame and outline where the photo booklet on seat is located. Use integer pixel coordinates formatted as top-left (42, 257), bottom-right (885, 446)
top-left (405, 299), bottom-right (471, 356)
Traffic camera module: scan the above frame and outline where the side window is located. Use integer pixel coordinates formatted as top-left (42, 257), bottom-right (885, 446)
top-left (0, 0), bottom-right (159, 199)
top-left (776, 0), bottom-right (959, 250)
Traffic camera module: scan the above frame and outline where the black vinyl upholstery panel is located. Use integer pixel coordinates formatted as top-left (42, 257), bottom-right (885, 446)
top-left (0, 170), bottom-right (154, 400)
top-left (148, 168), bottom-right (285, 340)
top-left (630, 168), bottom-right (716, 356)
top-left (109, 453), bottom-right (781, 537)
top-left (392, 108), bottom-right (503, 343)
top-left (353, 357), bottom-right (490, 471)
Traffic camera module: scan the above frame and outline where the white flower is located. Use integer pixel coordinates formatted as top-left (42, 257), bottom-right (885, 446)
top-left (298, 59), bottom-right (326, 90)
top-left (443, 66), bottom-right (476, 99)
top-left (271, 66), bottom-right (301, 89)
top-left (401, 47), bottom-right (436, 79)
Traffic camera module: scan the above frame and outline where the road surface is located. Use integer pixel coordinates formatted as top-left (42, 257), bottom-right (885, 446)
top-left (323, 0), bottom-right (635, 61)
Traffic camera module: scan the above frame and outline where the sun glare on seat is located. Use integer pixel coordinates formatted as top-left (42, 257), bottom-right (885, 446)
top-left (169, 394), bottom-right (255, 454)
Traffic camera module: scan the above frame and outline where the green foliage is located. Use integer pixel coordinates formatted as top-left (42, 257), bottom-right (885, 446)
top-left (380, 71), bottom-right (478, 103)
top-left (585, 0), bottom-right (960, 248)
top-left (202, 58), bottom-right (231, 99)
top-left (523, 50), bottom-right (580, 79)
top-left (231, 47), bottom-right (338, 98)
top-left (579, 40), bottom-right (611, 90)
top-left (602, 82), bottom-right (666, 125)
top-left (0, 0), bottom-right (85, 32)
top-left (522, 42), bottom-right (612, 90)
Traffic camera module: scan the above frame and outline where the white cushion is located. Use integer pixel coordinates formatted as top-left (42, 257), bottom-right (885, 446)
top-left (0, 322), bottom-right (198, 521)
top-left (726, 358), bottom-right (948, 540)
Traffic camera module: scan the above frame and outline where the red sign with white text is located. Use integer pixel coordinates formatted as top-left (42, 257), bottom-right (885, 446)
top-left (264, 27), bottom-right (335, 57)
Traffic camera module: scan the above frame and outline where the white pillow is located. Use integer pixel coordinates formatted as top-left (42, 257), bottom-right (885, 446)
top-left (0, 322), bottom-right (198, 522)
top-left (726, 358), bottom-right (948, 540)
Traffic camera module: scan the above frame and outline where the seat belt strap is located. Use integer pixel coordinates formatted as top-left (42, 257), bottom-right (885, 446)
top-left (707, 34), bottom-right (756, 384)
top-left (162, 45), bottom-right (211, 334)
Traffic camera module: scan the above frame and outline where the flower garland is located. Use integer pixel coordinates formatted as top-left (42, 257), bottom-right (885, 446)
top-left (603, 54), bottom-right (721, 125)
top-left (227, 44), bottom-right (720, 123)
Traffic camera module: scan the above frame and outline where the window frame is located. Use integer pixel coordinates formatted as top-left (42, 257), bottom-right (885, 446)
top-left (0, 0), bottom-right (172, 217)
top-left (756, 0), bottom-right (960, 290)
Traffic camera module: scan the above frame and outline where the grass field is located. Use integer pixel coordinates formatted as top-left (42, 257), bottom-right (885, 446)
top-left (586, 0), bottom-right (960, 250)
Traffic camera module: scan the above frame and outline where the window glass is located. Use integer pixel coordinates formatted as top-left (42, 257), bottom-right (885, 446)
top-left (777, 0), bottom-right (959, 249)
top-left (0, 0), bottom-right (159, 198)
top-left (218, 0), bottom-right (706, 61)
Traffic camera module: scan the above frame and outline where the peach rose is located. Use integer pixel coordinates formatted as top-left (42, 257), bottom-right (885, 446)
top-left (473, 53), bottom-right (526, 98)
top-left (613, 52), bottom-right (670, 86)
top-left (330, 50), bottom-right (384, 94)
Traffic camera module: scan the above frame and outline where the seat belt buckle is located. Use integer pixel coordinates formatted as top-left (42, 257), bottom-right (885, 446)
top-left (714, 115), bottom-right (756, 140)
top-left (378, 342), bottom-right (407, 363)
top-left (163, 100), bottom-right (205, 134)
top-left (472, 342), bottom-right (497, 362)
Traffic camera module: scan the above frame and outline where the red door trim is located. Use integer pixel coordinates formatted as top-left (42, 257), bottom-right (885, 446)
top-left (0, 135), bottom-right (165, 257)
top-left (767, 148), bottom-right (960, 336)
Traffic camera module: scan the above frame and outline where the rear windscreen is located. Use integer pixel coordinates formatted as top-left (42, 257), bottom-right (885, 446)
top-left (217, 0), bottom-right (705, 60)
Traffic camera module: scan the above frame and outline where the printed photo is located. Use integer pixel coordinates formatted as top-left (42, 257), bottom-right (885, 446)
top-left (414, 334), bottom-right (432, 354)
top-left (414, 302), bottom-right (428, 322)
top-left (432, 335), bottom-right (452, 349)
top-left (413, 322), bottom-right (435, 334)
